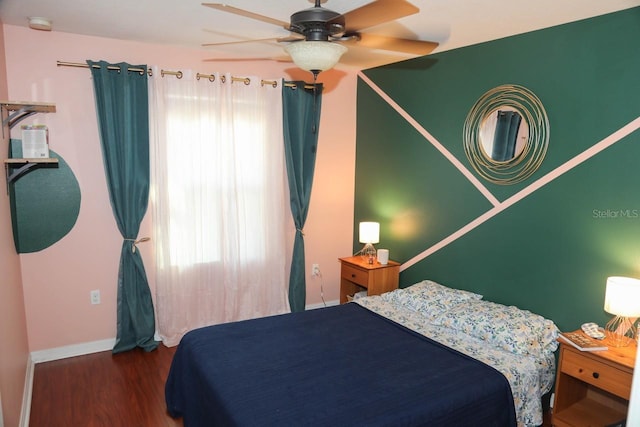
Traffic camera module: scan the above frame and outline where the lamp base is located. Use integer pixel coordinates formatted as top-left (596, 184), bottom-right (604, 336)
top-left (605, 315), bottom-right (637, 347)
top-left (360, 243), bottom-right (376, 265)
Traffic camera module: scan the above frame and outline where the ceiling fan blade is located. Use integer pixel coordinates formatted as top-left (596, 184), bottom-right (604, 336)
top-left (341, 0), bottom-right (419, 32)
top-left (202, 37), bottom-right (283, 47)
top-left (202, 3), bottom-right (290, 29)
top-left (203, 55), bottom-right (292, 63)
top-left (344, 34), bottom-right (438, 55)
top-left (334, 42), bottom-right (438, 69)
top-left (202, 35), bottom-right (302, 47)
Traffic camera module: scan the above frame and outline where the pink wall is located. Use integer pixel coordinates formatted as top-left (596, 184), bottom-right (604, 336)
top-left (0, 23), bottom-right (30, 427)
top-left (3, 25), bottom-right (356, 352)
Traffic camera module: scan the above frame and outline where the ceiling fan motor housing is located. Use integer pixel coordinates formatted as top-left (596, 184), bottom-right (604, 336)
top-left (289, 7), bottom-right (346, 41)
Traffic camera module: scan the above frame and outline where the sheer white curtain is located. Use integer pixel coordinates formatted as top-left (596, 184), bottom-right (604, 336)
top-left (148, 68), bottom-right (289, 346)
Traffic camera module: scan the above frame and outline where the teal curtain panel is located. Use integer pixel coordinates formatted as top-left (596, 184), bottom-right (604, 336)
top-left (87, 60), bottom-right (158, 353)
top-left (282, 82), bottom-right (323, 312)
top-left (492, 111), bottom-right (522, 161)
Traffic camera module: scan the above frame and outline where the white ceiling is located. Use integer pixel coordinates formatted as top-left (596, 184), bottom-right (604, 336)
top-left (1, 0), bottom-right (639, 69)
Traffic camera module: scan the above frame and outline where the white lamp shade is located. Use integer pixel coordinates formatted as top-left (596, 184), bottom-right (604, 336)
top-left (604, 276), bottom-right (640, 317)
top-left (284, 41), bottom-right (347, 72)
top-left (359, 222), bottom-right (380, 244)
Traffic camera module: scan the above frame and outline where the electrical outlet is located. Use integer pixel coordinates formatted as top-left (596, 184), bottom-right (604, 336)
top-left (311, 264), bottom-right (321, 277)
top-left (90, 290), bottom-right (101, 305)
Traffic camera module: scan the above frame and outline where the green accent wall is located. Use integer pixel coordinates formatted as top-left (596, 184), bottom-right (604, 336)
top-left (354, 8), bottom-right (640, 331)
top-left (9, 140), bottom-right (81, 253)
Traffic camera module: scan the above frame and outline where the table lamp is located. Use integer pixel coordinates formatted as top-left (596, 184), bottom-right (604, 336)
top-left (358, 222), bottom-right (379, 264)
top-left (603, 276), bottom-right (640, 347)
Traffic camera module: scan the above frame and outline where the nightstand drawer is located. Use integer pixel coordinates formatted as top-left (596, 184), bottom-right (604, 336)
top-left (341, 263), bottom-right (369, 287)
top-left (338, 256), bottom-right (400, 304)
top-left (561, 349), bottom-right (632, 399)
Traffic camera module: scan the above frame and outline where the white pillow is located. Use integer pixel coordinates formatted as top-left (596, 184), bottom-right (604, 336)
top-left (432, 299), bottom-right (559, 357)
top-left (382, 280), bottom-right (482, 318)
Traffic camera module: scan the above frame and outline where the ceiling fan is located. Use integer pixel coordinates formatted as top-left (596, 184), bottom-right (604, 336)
top-left (202, 0), bottom-right (439, 77)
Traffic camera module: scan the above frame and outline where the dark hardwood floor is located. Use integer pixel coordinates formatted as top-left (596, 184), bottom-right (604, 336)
top-left (30, 344), bottom-right (183, 427)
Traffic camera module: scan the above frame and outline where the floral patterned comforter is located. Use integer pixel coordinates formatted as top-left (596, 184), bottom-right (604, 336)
top-left (356, 296), bottom-right (555, 427)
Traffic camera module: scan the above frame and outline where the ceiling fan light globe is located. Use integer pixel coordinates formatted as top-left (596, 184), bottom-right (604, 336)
top-left (284, 41), bottom-right (347, 72)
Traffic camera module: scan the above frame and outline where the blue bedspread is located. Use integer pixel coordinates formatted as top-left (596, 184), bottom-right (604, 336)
top-left (166, 303), bottom-right (516, 427)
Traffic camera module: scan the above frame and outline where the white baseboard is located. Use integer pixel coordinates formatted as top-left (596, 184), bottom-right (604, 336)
top-left (25, 301), bottom-right (341, 365)
top-left (306, 299), bottom-right (339, 310)
top-left (26, 303), bottom-right (339, 365)
top-left (19, 357), bottom-right (33, 427)
top-left (30, 338), bottom-right (116, 364)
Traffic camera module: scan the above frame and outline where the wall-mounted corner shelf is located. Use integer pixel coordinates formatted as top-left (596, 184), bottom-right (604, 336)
top-left (2, 100), bottom-right (58, 189)
top-left (1, 101), bottom-right (56, 136)
top-left (4, 158), bottom-right (59, 184)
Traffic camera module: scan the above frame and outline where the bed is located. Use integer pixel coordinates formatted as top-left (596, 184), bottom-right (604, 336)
top-left (166, 280), bottom-right (559, 427)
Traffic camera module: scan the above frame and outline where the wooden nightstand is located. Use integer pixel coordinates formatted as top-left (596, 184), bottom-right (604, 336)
top-left (338, 256), bottom-right (400, 304)
top-left (551, 331), bottom-right (636, 427)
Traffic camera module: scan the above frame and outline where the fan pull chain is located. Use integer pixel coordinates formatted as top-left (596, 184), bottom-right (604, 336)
top-left (312, 72), bottom-right (319, 134)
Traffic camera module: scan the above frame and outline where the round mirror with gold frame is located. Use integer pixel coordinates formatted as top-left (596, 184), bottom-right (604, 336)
top-left (463, 84), bottom-right (549, 185)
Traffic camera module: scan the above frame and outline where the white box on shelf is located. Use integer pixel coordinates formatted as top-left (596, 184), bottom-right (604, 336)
top-left (21, 124), bottom-right (49, 158)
